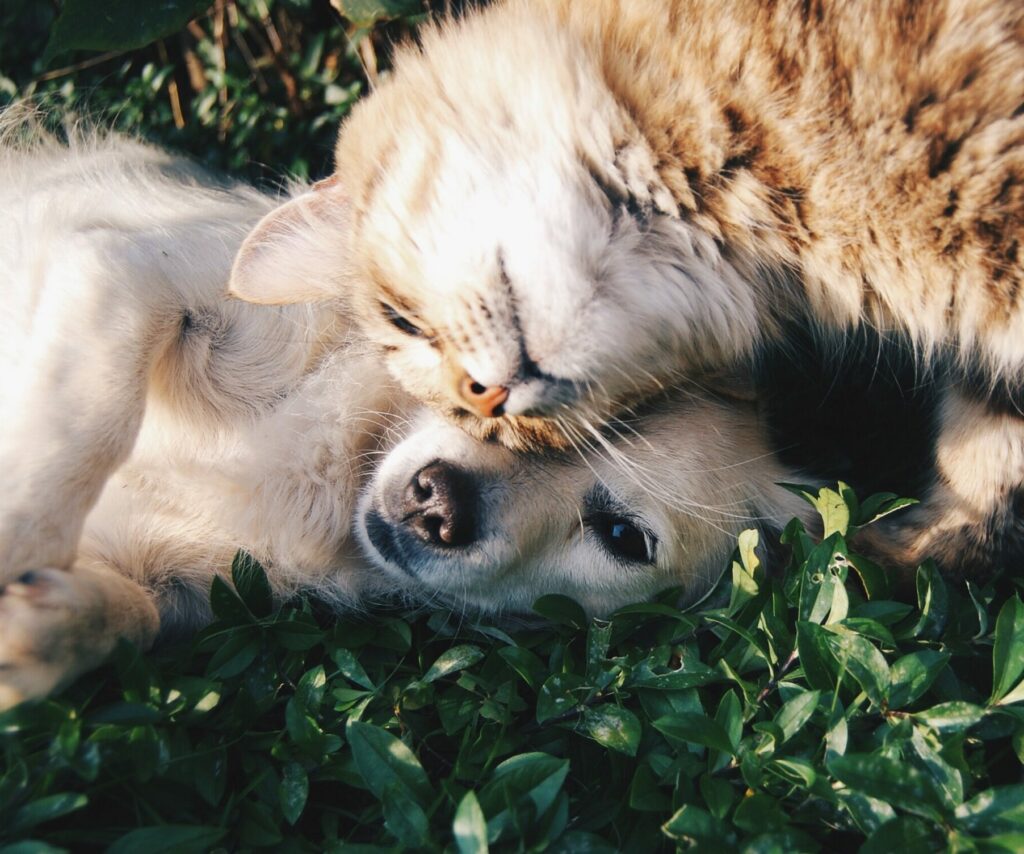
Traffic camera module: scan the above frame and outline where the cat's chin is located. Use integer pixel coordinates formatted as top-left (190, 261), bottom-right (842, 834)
top-left (445, 409), bottom-right (574, 452)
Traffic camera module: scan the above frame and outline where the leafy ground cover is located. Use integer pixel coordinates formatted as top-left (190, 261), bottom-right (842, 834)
top-left (2, 487), bottom-right (1024, 852)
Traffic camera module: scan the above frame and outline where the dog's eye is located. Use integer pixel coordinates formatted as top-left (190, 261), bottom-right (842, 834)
top-left (589, 512), bottom-right (656, 565)
top-left (381, 302), bottom-right (424, 337)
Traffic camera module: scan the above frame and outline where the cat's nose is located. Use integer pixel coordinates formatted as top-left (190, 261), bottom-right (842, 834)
top-left (401, 461), bottom-right (478, 548)
top-left (457, 373), bottom-right (509, 418)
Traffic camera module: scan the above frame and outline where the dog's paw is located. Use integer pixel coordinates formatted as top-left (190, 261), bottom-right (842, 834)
top-left (0, 568), bottom-right (107, 710)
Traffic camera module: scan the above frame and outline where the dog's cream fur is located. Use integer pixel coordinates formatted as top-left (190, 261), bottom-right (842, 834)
top-left (0, 123), bottom-right (823, 709)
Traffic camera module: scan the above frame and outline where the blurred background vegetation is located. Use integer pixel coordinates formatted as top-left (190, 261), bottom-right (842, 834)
top-left (0, 0), bottom-right (456, 184)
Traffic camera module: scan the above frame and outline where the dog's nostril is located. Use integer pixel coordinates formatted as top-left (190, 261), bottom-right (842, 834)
top-left (401, 461), bottom-right (478, 548)
top-left (469, 381), bottom-right (487, 395)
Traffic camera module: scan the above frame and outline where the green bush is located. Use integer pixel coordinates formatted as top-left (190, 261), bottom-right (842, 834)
top-left (2, 487), bottom-right (1023, 851)
top-left (1, 0), bottom-right (425, 182)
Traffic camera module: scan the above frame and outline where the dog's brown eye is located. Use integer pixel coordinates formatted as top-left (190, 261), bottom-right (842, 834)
top-left (381, 302), bottom-right (424, 337)
top-left (589, 512), bottom-right (656, 565)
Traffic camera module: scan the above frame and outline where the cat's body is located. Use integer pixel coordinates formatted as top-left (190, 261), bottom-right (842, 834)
top-left (229, 0), bottom-right (1024, 569)
top-left (234, 0), bottom-right (1024, 440)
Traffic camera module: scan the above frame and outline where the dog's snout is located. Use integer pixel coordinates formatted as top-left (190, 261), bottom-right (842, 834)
top-left (401, 462), bottom-right (478, 548)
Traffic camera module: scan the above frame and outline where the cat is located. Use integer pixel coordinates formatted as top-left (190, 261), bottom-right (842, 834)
top-left (227, 0), bottom-right (1024, 571)
top-left (231, 0), bottom-right (1024, 444)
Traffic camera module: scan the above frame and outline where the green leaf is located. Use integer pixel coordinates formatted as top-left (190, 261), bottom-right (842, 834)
top-left (453, 791), bottom-right (489, 854)
top-left (332, 647), bottom-right (376, 690)
top-left (774, 690), bottom-right (820, 743)
top-left (581, 705), bottom-right (641, 756)
top-left (0, 843), bottom-right (69, 854)
top-left (532, 595), bottom-right (588, 629)
top-left (991, 595), bottom-right (1024, 704)
top-left (347, 720), bottom-right (432, 804)
top-left (380, 783), bottom-right (430, 848)
top-left (653, 713), bottom-right (735, 754)
top-left (904, 562), bottom-right (949, 641)
top-left (698, 774), bottom-right (735, 818)
top-left (209, 575), bottom-right (253, 624)
top-left (661, 804), bottom-right (737, 845)
top-left (914, 702), bottom-right (987, 733)
top-left (43, 0), bottom-right (211, 64)
top-left (733, 792), bottom-right (787, 834)
top-left (710, 690), bottom-right (742, 773)
top-left (856, 493), bottom-right (918, 528)
top-left (955, 785), bottom-right (1024, 833)
top-left (478, 753), bottom-right (570, 842)
top-left (828, 753), bottom-right (946, 820)
top-left (106, 826), bottom-right (227, 854)
top-left (860, 816), bottom-right (942, 853)
top-left (908, 727), bottom-right (963, 810)
top-left (629, 765), bottom-right (673, 813)
top-left (822, 627), bottom-right (890, 707)
top-left (498, 646), bottom-right (547, 690)
top-left (10, 794), bottom-right (88, 834)
top-left (537, 673), bottom-right (585, 724)
top-left (780, 483), bottom-right (850, 536)
top-left (422, 645), bottom-right (485, 684)
top-left (585, 620), bottom-right (613, 676)
top-left (889, 651), bottom-right (950, 708)
top-left (331, 0), bottom-right (424, 27)
top-left (796, 621), bottom-right (839, 691)
top-left (278, 762), bottom-right (309, 826)
top-left (798, 535), bottom-right (849, 624)
top-left (231, 551), bottom-right (273, 618)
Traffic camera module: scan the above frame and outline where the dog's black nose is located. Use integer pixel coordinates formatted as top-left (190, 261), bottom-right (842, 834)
top-left (401, 461), bottom-right (478, 548)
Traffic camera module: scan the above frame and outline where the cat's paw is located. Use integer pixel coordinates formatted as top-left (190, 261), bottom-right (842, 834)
top-left (0, 568), bottom-right (107, 710)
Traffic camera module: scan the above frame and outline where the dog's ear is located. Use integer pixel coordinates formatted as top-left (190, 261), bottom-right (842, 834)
top-left (228, 176), bottom-right (350, 304)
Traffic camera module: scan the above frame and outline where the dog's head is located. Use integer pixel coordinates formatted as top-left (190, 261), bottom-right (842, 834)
top-left (356, 395), bottom-right (805, 616)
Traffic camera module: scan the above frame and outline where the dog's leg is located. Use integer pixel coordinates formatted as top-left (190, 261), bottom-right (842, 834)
top-left (0, 560), bottom-right (160, 710)
top-left (0, 231), bottom-right (180, 580)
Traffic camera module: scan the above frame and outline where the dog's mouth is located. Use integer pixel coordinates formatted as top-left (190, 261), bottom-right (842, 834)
top-left (362, 508), bottom-right (419, 579)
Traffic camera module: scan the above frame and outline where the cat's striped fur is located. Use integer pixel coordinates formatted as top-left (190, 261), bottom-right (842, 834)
top-left (230, 0), bottom-right (1024, 572)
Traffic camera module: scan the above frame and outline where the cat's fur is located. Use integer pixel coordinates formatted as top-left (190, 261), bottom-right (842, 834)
top-left (229, 0), bottom-right (1024, 569)
top-left (233, 0), bottom-right (1024, 439)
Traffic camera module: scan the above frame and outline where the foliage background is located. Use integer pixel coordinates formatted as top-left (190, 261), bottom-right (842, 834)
top-left (1, 0), bottom-right (432, 183)
top-left (2, 3), bottom-right (1024, 852)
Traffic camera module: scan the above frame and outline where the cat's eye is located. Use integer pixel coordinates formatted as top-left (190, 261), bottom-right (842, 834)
top-left (380, 302), bottom-right (424, 337)
top-left (588, 511), bottom-right (657, 565)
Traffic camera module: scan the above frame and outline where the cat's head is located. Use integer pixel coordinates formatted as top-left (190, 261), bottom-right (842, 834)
top-left (229, 5), bottom-right (760, 449)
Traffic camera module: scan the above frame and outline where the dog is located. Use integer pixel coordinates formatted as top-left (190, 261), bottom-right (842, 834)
top-left (0, 118), bottom-right (1009, 711)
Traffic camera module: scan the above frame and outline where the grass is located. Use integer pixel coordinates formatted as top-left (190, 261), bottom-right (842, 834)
top-left (2, 486), bottom-right (1024, 852)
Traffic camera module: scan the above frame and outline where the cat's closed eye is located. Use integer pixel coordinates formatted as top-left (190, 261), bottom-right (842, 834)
top-left (380, 302), bottom-right (425, 338)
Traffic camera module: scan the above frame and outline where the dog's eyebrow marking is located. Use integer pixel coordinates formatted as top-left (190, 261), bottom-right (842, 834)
top-left (584, 482), bottom-right (620, 513)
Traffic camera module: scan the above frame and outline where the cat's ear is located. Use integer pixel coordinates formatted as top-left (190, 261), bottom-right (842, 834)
top-left (228, 176), bottom-right (350, 304)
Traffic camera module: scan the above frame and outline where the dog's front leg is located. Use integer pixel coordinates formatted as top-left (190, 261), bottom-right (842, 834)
top-left (0, 230), bottom-right (179, 581)
top-left (0, 560), bottom-right (160, 709)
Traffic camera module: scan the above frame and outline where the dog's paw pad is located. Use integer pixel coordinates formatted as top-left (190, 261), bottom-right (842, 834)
top-left (0, 568), bottom-right (88, 710)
